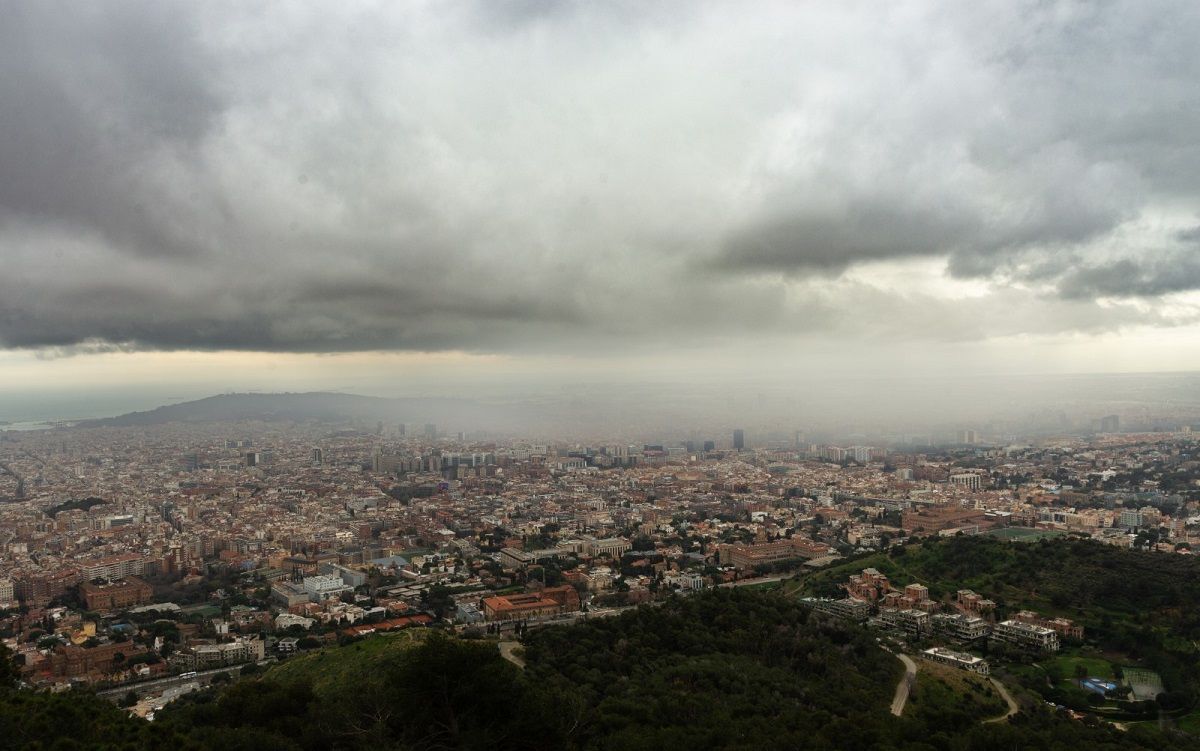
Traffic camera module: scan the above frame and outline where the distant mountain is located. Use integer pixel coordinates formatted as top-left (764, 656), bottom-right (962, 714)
top-left (77, 392), bottom-right (533, 431)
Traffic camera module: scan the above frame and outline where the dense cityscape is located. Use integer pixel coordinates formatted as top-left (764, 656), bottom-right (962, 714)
top-left (2, 400), bottom-right (1199, 731)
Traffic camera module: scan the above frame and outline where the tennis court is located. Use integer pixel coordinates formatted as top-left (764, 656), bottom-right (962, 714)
top-left (1124, 668), bottom-right (1164, 701)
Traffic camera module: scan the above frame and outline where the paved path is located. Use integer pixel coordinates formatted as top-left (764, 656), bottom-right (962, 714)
top-left (890, 654), bottom-right (918, 717)
top-left (984, 677), bottom-right (1019, 723)
top-left (498, 641), bottom-right (526, 669)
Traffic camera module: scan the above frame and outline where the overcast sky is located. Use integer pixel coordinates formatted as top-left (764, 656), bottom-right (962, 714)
top-left (2, 0), bottom-right (1200, 399)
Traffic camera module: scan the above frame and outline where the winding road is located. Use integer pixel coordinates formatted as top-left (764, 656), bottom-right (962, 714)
top-left (498, 641), bottom-right (526, 670)
top-left (890, 653), bottom-right (918, 716)
top-left (984, 677), bottom-right (1020, 723)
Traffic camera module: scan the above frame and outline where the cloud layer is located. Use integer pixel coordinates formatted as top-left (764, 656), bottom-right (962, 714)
top-left (2, 0), bottom-right (1199, 354)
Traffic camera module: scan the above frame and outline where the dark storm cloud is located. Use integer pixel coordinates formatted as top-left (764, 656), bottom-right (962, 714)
top-left (1177, 226), bottom-right (1200, 243)
top-left (0, 3), bottom-right (220, 259)
top-left (713, 199), bottom-right (976, 275)
top-left (1057, 253), bottom-right (1200, 301)
top-left (1, 1), bottom-right (1199, 356)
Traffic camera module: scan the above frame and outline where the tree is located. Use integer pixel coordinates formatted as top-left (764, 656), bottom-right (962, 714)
top-left (422, 584), bottom-right (459, 619)
top-left (0, 643), bottom-right (18, 688)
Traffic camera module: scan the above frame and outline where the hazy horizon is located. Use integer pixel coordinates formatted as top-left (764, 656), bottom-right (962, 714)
top-left (5, 370), bottom-right (1200, 444)
top-left (4, 1), bottom-right (1200, 428)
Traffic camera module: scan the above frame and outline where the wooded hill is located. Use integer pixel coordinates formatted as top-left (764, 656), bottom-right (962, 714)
top-left (3, 584), bottom-right (1200, 749)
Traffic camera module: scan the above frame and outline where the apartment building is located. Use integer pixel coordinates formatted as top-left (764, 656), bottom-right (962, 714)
top-left (802, 597), bottom-right (871, 622)
top-left (877, 608), bottom-right (931, 637)
top-left (81, 553), bottom-right (146, 581)
top-left (922, 647), bottom-right (990, 675)
top-left (931, 612), bottom-right (991, 642)
top-left (991, 619), bottom-right (1060, 652)
top-left (1012, 610), bottom-right (1084, 640)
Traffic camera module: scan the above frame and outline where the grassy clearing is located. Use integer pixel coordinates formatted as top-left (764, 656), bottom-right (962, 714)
top-left (738, 580), bottom-right (784, 592)
top-left (267, 629), bottom-right (427, 695)
top-left (1176, 709), bottom-right (1200, 734)
top-left (906, 660), bottom-right (1007, 724)
top-left (1045, 651), bottom-right (1118, 681)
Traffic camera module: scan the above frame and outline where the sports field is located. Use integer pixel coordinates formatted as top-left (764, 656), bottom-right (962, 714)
top-left (984, 527), bottom-right (1066, 542)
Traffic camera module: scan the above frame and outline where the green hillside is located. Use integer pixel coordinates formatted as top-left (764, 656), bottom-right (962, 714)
top-left (265, 629), bottom-right (426, 696)
top-left (797, 536), bottom-right (1200, 716)
top-left (800, 536), bottom-right (1200, 641)
top-left (5, 585), bottom-right (1200, 749)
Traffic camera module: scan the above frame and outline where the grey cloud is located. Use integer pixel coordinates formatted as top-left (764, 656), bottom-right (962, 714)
top-left (713, 1), bottom-right (1196, 296)
top-left (1057, 254), bottom-right (1200, 300)
top-left (1, 0), bottom-right (1199, 356)
top-left (0, 3), bottom-right (219, 259)
top-left (1176, 226), bottom-right (1200, 243)
top-left (713, 149), bottom-right (1133, 282)
top-left (712, 198), bottom-right (976, 275)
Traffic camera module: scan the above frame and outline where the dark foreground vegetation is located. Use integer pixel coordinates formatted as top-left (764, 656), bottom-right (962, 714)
top-left (3, 580), bottom-right (1200, 749)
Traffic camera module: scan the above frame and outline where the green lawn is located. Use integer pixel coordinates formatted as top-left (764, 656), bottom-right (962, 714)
top-left (1177, 709), bottom-right (1200, 734)
top-left (1044, 651), bottom-right (1117, 681)
top-left (739, 580), bottom-right (784, 592)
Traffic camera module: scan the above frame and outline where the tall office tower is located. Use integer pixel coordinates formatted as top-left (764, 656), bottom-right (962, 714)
top-left (398, 423), bottom-right (406, 437)
top-left (794, 430), bottom-right (806, 448)
top-left (424, 423), bottom-right (437, 439)
top-left (733, 429), bottom-right (745, 450)
top-left (703, 440), bottom-right (715, 452)
top-left (312, 448), bottom-right (323, 465)
top-left (245, 452), bottom-right (260, 467)
top-left (957, 429), bottom-right (977, 445)
top-left (1100, 414), bottom-right (1120, 432)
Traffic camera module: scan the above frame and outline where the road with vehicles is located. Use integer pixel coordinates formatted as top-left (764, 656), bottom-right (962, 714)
top-left (95, 662), bottom-right (269, 700)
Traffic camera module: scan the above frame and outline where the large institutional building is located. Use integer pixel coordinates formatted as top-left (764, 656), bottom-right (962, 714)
top-left (79, 576), bottom-right (153, 611)
top-left (480, 585), bottom-right (580, 622)
top-left (718, 537), bottom-right (832, 570)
